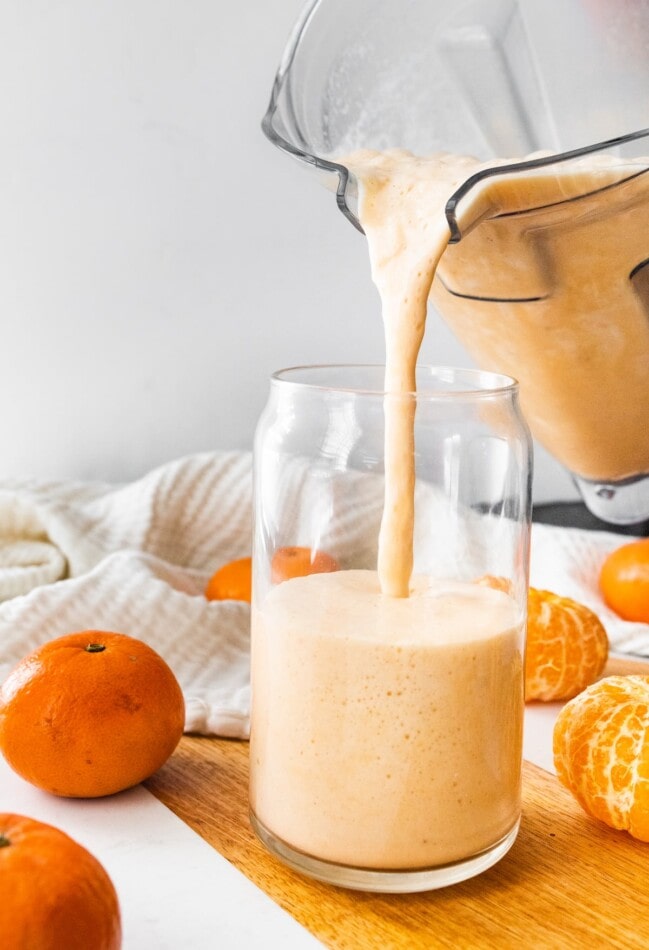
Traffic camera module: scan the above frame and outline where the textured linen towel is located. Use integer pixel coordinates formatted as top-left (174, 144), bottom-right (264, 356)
top-left (0, 452), bottom-right (646, 741)
top-left (0, 452), bottom-right (253, 738)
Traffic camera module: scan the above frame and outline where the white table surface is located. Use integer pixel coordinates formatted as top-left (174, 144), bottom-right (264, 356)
top-left (0, 755), bottom-right (323, 950)
top-left (0, 699), bottom-right (566, 949)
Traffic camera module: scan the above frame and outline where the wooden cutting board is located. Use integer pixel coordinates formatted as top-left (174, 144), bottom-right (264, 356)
top-left (146, 655), bottom-right (649, 949)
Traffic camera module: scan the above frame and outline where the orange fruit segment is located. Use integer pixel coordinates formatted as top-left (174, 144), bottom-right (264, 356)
top-left (553, 675), bottom-right (649, 841)
top-left (0, 812), bottom-right (122, 949)
top-left (599, 538), bottom-right (649, 623)
top-left (0, 631), bottom-right (185, 798)
top-left (475, 574), bottom-right (514, 594)
top-left (271, 546), bottom-right (339, 584)
top-left (205, 556), bottom-right (252, 603)
top-left (525, 588), bottom-right (608, 702)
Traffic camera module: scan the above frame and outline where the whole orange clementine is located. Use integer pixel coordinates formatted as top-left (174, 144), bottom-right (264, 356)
top-left (599, 538), bottom-right (649, 623)
top-left (0, 631), bottom-right (185, 798)
top-left (0, 812), bottom-right (121, 949)
top-left (525, 588), bottom-right (609, 701)
top-left (205, 556), bottom-right (252, 602)
top-left (270, 546), bottom-right (339, 584)
top-left (553, 675), bottom-right (649, 841)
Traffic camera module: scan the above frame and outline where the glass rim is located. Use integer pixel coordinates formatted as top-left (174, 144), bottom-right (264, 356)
top-left (270, 364), bottom-right (519, 398)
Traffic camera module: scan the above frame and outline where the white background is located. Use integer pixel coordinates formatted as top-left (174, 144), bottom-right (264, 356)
top-left (0, 0), bottom-right (577, 501)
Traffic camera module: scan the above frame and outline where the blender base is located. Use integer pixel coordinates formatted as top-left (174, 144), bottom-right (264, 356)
top-left (534, 501), bottom-right (649, 536)
top-left (573, 474), bottom-right (649, 529)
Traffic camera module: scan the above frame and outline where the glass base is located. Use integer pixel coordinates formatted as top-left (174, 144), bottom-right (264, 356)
top-left (250, 811), bottom-right (521, 893)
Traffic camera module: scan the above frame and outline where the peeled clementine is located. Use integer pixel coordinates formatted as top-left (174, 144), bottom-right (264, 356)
top-left (553, 675), bottom-right (649, 841)
top-left (599, 538), bottom-right (649, 623)
top-left (0, 812), bottom-right (121, 949)
top-left (525, 588), bottom-right (609, 702)
top-left (475, 574), bottom-right (513, 595)
top-left (271, 546), bottom-right (339, 584)
top-left (205, 556), bottom-right (252, 603)
top-left (0, 631), bottom-right (185, 798)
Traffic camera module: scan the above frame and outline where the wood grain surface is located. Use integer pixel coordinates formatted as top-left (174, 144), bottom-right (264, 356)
top-left (146, 654), bottom-right (649, 949)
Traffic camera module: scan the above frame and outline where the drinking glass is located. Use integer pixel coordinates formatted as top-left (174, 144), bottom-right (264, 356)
top-left (249, 364), bottom-right (532, 892)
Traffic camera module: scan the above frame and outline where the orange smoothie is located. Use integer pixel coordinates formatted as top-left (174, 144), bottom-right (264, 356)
top-left (250, 571), bottom-right (523, 868)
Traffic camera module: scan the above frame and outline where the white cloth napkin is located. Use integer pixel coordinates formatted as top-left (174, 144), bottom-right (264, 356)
top-left (0, 452), bottom-right (646, 743)
top-left (0, 452), bottom-right (253, 738)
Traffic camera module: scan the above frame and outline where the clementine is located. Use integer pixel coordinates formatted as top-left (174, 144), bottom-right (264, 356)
top-left (0, 631), bottom-right (185, 798)
top-left (0, 812), bottom-right (121, 949)
top-left (599, 538), bottom-right (649, 623)
top-left (525, 588), bottom-right (608, 702)
top-left (205, 556), bottom-right (252, 603)
top-left (270, 545), bottom-right (339, 584)
top-left (553, 675), bottom-right (649, 841)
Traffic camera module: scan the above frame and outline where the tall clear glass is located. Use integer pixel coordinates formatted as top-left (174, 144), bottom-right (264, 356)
top-left (249, 365), bottom-right (532, 893)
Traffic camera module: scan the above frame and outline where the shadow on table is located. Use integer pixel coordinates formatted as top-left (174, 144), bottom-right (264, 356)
top-left (533, 502), bottom-right (649, 537)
